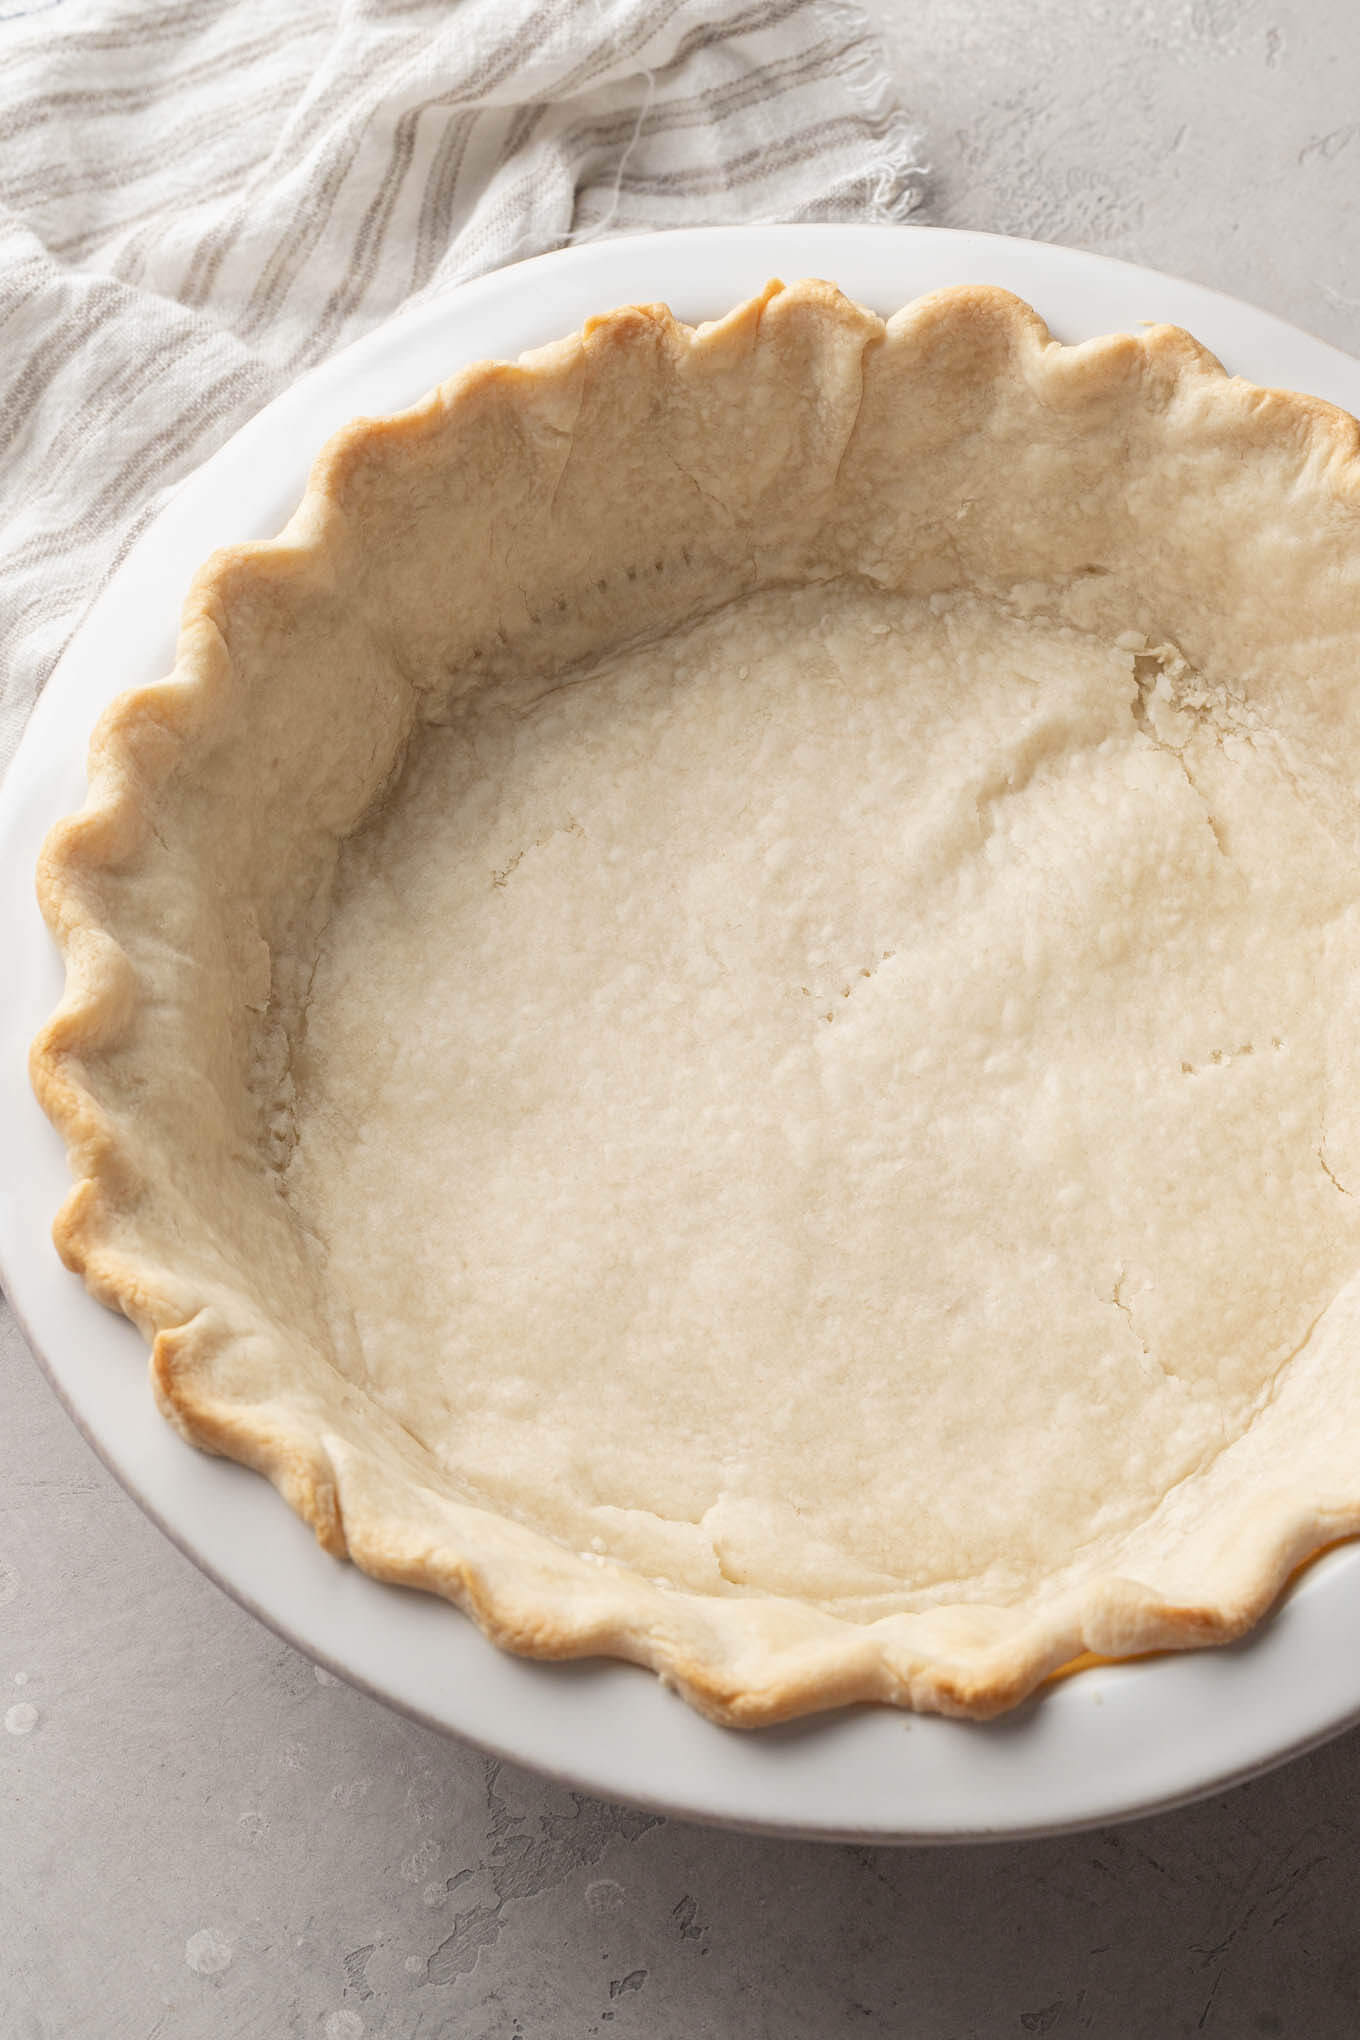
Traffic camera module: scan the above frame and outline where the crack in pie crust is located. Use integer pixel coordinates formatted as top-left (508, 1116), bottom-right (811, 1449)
top-left (31, 279), bottom-right (1360, 1722)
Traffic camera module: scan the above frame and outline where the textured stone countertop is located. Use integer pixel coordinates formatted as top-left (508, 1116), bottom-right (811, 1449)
top-left (8, 3), bottom-right (1360, 2034)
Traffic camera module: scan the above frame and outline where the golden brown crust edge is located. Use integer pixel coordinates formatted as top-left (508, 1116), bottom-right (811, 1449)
top-left (30, 278), bottom-right (1360, 1725)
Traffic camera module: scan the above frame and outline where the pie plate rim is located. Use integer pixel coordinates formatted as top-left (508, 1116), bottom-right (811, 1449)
top-left (5, 221), bottom-right (1360, 1839)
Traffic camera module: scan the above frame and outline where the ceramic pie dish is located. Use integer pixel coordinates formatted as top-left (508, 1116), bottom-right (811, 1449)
top-left (28, 251), bottom-right (1360, 1730)
top-left (9, 226), bottom-right (1360, 1838)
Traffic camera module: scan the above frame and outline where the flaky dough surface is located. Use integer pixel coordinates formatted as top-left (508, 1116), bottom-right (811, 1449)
top-left (32, 281), bottom-right (1360, 1721)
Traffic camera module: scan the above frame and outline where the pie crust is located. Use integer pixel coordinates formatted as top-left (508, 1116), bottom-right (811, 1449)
top-left (31, 280), bottom-right (1360, 1723)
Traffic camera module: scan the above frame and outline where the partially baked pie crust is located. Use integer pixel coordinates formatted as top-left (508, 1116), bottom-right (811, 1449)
top-left (31, 280), bottom-right (1360, 1722)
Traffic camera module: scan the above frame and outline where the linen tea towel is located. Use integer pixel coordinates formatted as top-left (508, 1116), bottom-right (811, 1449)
top-left (0, 0), bottom-right (927, 776)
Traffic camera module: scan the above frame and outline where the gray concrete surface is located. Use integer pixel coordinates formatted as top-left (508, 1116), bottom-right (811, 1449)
top-left (8, 1), bottom-right (1360, 2033)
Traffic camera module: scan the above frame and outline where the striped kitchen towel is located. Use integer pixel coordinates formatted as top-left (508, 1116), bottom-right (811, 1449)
top-left (0, 0), bottom-right (926, 776)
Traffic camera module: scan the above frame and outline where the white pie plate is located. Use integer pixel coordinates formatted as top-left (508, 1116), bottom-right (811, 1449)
top-left (5, 224), bottom-right (1360, 1842)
